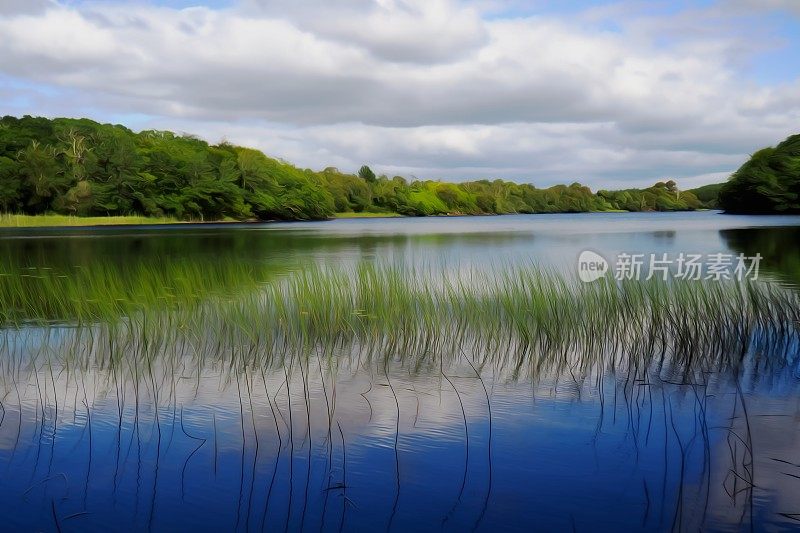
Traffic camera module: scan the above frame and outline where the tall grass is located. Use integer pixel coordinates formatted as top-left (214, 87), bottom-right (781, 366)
top-left (0, 261), bottom-right (796, 532)
top-left (0, 262), bottom-right (797, 381)
top-left (333, 212), bottom-right (402, 219)
top-left (0, 260), bottom-right (276, 324)
top-left (0, 213), bottom-right (178, 227)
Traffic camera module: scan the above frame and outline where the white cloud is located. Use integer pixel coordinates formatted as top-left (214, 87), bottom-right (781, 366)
top-left (0, 0), bottom-right (54, 15)
top-left (0, 0), bottom-right (798, 188)
top-left (243, 0), bottom-right (489, 64)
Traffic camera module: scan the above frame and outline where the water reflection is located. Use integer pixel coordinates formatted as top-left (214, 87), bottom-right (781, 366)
top-left (2, 212), bottom-right (800, 281)
top-left (721, 226), bottom-right (800, 284)
top-left (0, 301), bottom-right (798, 531)
top-left (1, 212), bottom-right (800, 531)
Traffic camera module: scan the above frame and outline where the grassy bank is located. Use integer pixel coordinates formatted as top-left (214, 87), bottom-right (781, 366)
top-left (0, 213), bottom-right (179, 228)
top-left (1, 212), bottom-right (402, 227)
top-left (333, 211), bottom-right (403, 219)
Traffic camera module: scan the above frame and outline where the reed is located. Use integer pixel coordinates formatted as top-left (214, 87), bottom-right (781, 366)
top-left (1, 262), bottom-right (794, 532)
top-left (333, 212), bottom-right (402, 219)
top-left (0, 262), bottom-right (797, 383)
top-left (0, 213), bottom-right (178, 228)
top-left (0, 259), bottom-right (276, 324)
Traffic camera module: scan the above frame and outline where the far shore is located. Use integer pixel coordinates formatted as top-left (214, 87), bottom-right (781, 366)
top-left (0, 209), bottom-right (730, 229)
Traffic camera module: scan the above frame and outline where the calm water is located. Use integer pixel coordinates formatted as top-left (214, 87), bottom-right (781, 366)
top-left (1, 211), bottom-right (800, 532)
top-left (2, 211), bottom-right (800, 282)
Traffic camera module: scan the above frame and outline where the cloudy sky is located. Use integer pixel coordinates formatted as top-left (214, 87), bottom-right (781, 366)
top-left (1, 0), bottom-right (799, 189)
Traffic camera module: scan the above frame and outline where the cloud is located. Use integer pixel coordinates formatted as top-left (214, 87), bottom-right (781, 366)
top-left (243, 0), bottom-right (489, 64)
top-left (144, 118), bottom-right (753, 188)
top-left (0, 0), bottom-right (798, 188)
top-left (722, 0), bottom-right (800, 16)
top-left (0, 0), bottom-right (54, 15)
top-left (0, 3), bottom-right (763, 127)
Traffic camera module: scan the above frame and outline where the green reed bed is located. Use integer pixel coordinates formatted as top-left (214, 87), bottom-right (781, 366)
top-left (0, 260), bottom-right (277, 325)
top-left (0, 213), bottom-right (178, 228)
top-left (1, 262), bottom-right (797, 384)
top-left (1, 264), bottom-right (793, 533)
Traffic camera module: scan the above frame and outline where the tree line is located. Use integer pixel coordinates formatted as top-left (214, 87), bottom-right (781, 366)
top-left (719, 133), bottom-right (800, 214)
top-left (0, 115), bottom-right (708, 221)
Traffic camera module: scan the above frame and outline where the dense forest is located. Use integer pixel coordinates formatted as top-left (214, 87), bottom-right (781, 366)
top-left (687, 183), bottom-right (723, 209)
top-left (0, 116), bottom-right (708, 221)
top-left (719, 133), bottom-right (800, 214)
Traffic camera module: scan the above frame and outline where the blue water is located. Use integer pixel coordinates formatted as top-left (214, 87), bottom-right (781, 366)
top-left (3, 362), bottom-right (793, 532)
top-left (1, 211), bottom-right (799, 532)
top-left (2, 211), bottom-right (799, 282)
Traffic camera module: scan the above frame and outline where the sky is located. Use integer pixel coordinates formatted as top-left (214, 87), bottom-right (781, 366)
top-left (1, 0), bottom-right (799, 189)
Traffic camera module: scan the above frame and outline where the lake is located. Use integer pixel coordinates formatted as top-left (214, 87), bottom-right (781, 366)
top-left (1, 211), bottom-right (799, 532)
top-left (2, 211), bottom-right (800, 281)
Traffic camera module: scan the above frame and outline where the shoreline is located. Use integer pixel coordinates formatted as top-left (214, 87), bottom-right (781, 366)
top-left (0, 209), bottom-right (728, 230)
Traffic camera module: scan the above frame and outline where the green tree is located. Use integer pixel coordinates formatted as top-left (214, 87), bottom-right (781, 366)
top-left (0, 156), bottom-right (22, 211)
top-left (720, 135), bottom-right (800, 214)
top-left (0, 115), bottom-right (711, 220)
top-left (17, 140), bottom-right (62, 211)
top-left (358, 165), bottom-right (377, 184)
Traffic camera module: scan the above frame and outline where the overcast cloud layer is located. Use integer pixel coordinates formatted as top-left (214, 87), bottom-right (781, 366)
top-left (1, 0), bottom-right (799, 188)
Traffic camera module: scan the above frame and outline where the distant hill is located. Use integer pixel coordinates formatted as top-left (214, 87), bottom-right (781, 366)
top-left (687, 183), bottom-right (724, 209)
top-left (719, 134), bottom-right (800, 214)
top-left (1, 115), bottom-right (704, 221)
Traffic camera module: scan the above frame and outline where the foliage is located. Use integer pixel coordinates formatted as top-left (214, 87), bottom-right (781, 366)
top-left (719, 134), bottom-right (800, 214)
top-left (598, 180), bottom-right (702, 212)
top-left (0, 213), bottom-right (177, 227)
top-left (1, 115), bottom-right (704, 221)
top-left (687, 183), bottom-right (724, 208)
top-left (358, 164), bottom-right (377, 184)
top-left (0, 116), bottom-right (336, 221)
